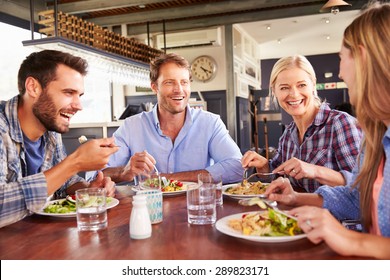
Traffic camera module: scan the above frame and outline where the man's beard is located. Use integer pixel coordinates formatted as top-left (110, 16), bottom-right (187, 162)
top-left (32, 90), bottom-right (69, 134)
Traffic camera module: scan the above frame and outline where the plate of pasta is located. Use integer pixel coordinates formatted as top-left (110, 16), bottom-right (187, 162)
top-left (216, 210), bottom-right (306, 243)
top-left (222, 181), bottom-right (269, 200)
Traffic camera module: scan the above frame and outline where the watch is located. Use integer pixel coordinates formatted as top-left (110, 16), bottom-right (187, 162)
top-left (191, 55), bottom-right (217, 82)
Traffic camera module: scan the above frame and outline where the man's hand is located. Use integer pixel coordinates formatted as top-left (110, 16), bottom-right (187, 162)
top-left (70, 137), bottom-right (119, 172)
top-left (120, 150), bottom-right (156, 181)
top-left (89, 171), bottom-right (116, 197)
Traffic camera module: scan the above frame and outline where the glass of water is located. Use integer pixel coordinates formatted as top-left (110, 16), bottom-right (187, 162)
top-left (198, 173), bottom-right (223, 206)
top-left (187, 182), bottom-right (216, 225)
top-left (76, 188), bottom-right (107, 231)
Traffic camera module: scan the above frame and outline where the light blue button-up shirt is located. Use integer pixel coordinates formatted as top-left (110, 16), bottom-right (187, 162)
top-left (107, 105), bottom-right (243, 184)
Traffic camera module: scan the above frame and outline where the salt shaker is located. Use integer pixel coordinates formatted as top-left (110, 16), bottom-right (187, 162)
top-left (130, 195), bottom-right (152, 239)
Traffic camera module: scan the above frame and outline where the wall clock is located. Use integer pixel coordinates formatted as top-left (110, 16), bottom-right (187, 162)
top-left (190, 55), bottom-right (217, 82)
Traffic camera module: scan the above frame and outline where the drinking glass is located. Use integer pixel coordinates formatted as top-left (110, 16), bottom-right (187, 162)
top-left (137, 169), bottom-right (161, 191)
top-left (76, 188), bottom-right (107, 231)
top-left (187, 181), bottom-right (216, 225)
top-left (198, 173), bottom-right (223, 206)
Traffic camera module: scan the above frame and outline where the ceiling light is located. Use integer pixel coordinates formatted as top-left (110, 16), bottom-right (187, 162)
top-left (320, 0), bottom-right (351, 14)
top-left (324, 18), bottom-right (330, 24)
top-left (277, 39), bottom-right (282, 44)
top-left (266, 24), bottom-right (271, 30)
top-left (326, 35), bottom-right (331, 40)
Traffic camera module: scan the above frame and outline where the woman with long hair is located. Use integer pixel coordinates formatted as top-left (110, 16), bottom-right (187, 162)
top-left (265, 1), bottom-right (390, 259)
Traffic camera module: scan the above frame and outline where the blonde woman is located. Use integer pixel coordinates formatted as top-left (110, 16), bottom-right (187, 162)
top-left (242, 55), bottom-right (362, 192)
top-left (265, 1), bottom-right (390, 259)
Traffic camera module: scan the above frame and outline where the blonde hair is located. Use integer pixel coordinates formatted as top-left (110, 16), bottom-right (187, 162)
top-left (269, 54), bottom-right (322, 107)
top-left (343, 1), bottom-right (390, 229)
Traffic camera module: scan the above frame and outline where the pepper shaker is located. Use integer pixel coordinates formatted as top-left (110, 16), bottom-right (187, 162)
top-left (130, 195), bottom-right (152, 239)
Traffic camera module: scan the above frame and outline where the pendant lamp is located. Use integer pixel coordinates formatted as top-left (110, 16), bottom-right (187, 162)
top-left (320, 0), bottom-right (351, 14)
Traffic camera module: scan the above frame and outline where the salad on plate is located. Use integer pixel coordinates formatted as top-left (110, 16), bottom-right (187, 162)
top-left (161, 179), bottom-right (184, 192)
top-left (142, 177), bottom-right (185, 192)
top-left (43, 195), bottom-right (114, 214)
top-left (229, 209), bottom-right (303, 237)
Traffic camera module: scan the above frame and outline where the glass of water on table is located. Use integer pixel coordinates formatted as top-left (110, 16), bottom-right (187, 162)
top-left (76, 188), bottom-right (107, 231)
top-left (198, 173), bottom-right (223, 206)
top-left (187, 180), bottom-right (216, 225)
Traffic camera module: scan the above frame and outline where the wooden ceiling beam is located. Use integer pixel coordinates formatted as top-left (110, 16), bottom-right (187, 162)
top-left (88, 0), bottom-right (321, 26)
top-left (125, 4), bottom-right (324, 35)
top-left (58, 0), bottom-right (170, 14)
top-left (0, 0), bottom-right (46, 20)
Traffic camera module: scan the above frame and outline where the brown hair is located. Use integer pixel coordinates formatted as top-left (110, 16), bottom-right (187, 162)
top-left (343, 1), bottom-right (390, 229)
top-left (18, 50), bottom-right (88, 95)
top-left (149, 53), bottom-right (191, 84)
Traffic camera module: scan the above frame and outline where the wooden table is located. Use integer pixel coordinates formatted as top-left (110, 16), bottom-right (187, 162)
top-left (0, 187), bottom-right (362, 260)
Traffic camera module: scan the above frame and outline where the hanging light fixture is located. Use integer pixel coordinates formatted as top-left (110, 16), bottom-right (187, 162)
top-left (320, 0), bottom-right (351, 14)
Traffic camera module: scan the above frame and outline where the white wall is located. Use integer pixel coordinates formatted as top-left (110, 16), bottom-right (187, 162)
top-left (0, 23), bottom-right (34, 101)
top-left (0, 22), bottom-right (113, 124)
top-left (173, 44), bottom-right (227, 93)
top-left (132, 27), bottom-right (227, 93)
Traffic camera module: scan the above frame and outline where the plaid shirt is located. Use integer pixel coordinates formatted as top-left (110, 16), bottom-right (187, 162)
top-left (270, 103), bottom-right (362, 192)
top-left (0, 96), bottom-right (84, 228)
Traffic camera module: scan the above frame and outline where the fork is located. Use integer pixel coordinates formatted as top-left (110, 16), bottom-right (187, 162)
top-left (242, 168), bottom-right (286, 184)
top-left (238, 197), bottom-right (297, 221)
top-left (78, 135), bottom-right (121, 147)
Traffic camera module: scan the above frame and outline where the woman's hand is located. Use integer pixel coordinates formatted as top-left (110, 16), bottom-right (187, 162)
top-left (265, 177), bottom-right (298, 206)
top-left (273, 157), bottom-right (346, 186)
top-left (290, 206), bottom-right (363, 257)
top-left (241, 150), bottom-right (269, 173)
top-left (273, 157), bottom-right (316, 180)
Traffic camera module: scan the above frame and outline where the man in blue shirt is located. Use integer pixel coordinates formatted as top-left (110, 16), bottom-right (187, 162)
top-left (103, 53), bottom-right (243, 184)
top-left (0, 50), bottom-right (118, 228)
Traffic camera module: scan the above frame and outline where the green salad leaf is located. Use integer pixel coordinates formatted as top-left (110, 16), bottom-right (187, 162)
top-left (43, 199), bottom-right (76, 213)
top-left (43, 197), bottom-right (113, 214)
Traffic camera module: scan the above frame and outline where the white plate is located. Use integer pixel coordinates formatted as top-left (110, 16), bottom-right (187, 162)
top-left (34, 197), bottom-right (120, 218)
top-left (162, 184), bottom-right (188, 196)
top-left (133, 182), bottom-right (196, 197)
top-left (215, 211), bottom-right (307, 243)
top-left (222, 183), bottom-right (268, 200)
